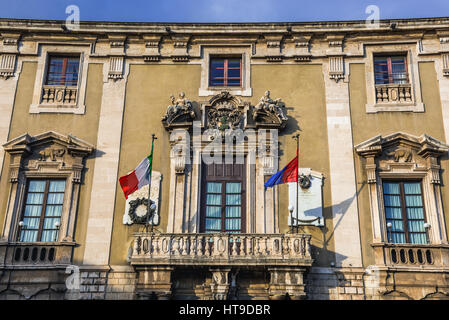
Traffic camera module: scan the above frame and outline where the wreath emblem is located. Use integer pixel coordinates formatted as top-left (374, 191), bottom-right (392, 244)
top-left (128, 198), bottom-right (156, 224)
top-left (298, 174), bottom-right (312, 189)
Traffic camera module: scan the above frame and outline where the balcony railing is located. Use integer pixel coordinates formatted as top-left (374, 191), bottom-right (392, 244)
top-left (375, 83), bottom-right (413, 104)
top-left (372, 243), bottom-right (449, 268)
top-left (0, 242), bottom-right (75, 267)
top-left (130, 233), bottom-right (313, 267)
top-left (41, 85), bottom-right (78, 105)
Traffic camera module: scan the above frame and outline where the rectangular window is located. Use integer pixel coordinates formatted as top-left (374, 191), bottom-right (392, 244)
top-left (209, 57), bottom-right (242, 87)
top-left (383, 181), bottom-right (427, 244)
top-left (45, 55), bottom-right (80, 86)
top-left (19, 179), bottom-right (66, 242)
top-left (374, 56), bottom-right (408, 85)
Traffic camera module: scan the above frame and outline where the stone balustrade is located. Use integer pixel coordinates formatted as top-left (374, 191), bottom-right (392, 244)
top-left (373, 243), bottom-right (449, 268)
top-left (41, 85), bottom-right (78, 105)
top-left (0, 241), bottom-right (75, 267)
top-left (375, 83), bottom-right (413, 104)
top-left (130, 232), bottom-right (313, 267)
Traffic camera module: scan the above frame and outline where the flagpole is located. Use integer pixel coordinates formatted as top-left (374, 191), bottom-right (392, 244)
top-left (146, 134), bottom-right (157, 233)
top-left (292, 133), bottom-right (300, 234)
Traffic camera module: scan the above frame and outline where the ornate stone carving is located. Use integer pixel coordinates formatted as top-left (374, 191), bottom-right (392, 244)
top-left (0, 54), bottom-right (17, 79)
top-left (210, 268), bottom-right (230, 300)
top-left (108, 56), bottom-right (124, 80)
top-left (162, 92), bottom-right (196, 127)
top-left (253, 90), bottom-right (287, 128)
top-left (38, 148), bottom-right (65, 161)
top-left (329, 56), bottom-right (345, 82)
top-left (442, 53), bottom-right (449, 77)
top-left (127, 197), bottom-right (157, 225)
top-left (203, 91), bottom-right (246, 140)
top-left (207, 101), bottom-right (243, 132)
top-left (386, 147), bottom-right (413, 162)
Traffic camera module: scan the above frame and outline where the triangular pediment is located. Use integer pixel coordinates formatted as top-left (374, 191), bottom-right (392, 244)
top-left (355, 132), bottom-right (449, 158)
top-left (3, 131), bottom-right (94, 156)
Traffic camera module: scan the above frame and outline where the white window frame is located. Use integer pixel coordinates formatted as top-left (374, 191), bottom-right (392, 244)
top-left (199, 46), bottom-right (252, 97)
top-left (365, 43), bottom-right (424, 113)
top-left (29, 44), bottom-right (90, 114)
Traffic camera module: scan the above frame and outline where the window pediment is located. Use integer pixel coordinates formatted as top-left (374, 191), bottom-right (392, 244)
top-left (355, 132), bottom-right (448, 160)
top-left (355, 132), bottom-right (448, 184)
top-left (3, 131), bottom-right (94, 183)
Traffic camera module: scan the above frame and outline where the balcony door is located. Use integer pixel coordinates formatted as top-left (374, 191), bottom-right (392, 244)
top-left (201, 158), bottom-right (246, 233)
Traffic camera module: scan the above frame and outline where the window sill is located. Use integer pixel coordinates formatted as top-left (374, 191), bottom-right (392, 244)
top-left (366, 102), bottom-right (424, 113)
top-left (29, 103), bottom-right (86, 114)
top-left (371, 242), bottom-right (449, 268)
top-left (199, 86), bottom-right (252, 97)
top-left (0, 241), bottom-right (76, 267)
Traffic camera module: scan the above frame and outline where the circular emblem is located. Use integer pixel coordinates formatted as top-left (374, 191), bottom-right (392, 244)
top-left (299, 174), bottom-right (312, 189)
top-left (128, 198), bottom-right (157, 224)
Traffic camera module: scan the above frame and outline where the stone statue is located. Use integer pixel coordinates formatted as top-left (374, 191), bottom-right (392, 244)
top-left (162, 92), bottom-right (195, 123)
top-left (254, 90), bottom-right (287, 121)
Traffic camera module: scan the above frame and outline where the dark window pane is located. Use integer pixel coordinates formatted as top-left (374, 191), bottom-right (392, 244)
top-left (209, 57), bottom-right (241, 87)
top-left (46, 56), bottom-right (80, 86)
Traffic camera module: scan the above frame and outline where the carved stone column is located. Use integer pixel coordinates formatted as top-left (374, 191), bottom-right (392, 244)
top-left (135, 266), bottom-right (174, 300)
top-left (268, 267), bottom-right (307, 300)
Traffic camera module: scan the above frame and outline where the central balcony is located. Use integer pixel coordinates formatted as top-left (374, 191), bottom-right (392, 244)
top-left (130, 232), bottom-right (313, 267)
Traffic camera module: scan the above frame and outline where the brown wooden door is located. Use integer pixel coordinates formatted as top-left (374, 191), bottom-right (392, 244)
top-left (200, 158), bottom-right (246, 233)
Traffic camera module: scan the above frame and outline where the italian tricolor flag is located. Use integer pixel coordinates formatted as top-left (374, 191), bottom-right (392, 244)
top-left (119, 142), bottom-right (153, 199)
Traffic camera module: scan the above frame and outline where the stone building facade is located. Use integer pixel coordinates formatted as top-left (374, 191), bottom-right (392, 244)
top-left (0, 17), bottom-right (449, 300)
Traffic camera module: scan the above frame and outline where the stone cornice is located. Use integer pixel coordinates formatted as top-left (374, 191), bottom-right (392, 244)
top-left (0, 17), bottom-right (448, 35)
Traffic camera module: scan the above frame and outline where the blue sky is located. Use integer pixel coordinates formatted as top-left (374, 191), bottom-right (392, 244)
top-left (0, 0), bottom-right (447, 22)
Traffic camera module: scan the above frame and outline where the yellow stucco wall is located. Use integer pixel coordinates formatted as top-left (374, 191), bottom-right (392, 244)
top-left (0, 61), bottom-right (104, 264)
top-left (349, 62), bottom-right (448, 266)
top-left (110, 64), bottom-right (201, 265)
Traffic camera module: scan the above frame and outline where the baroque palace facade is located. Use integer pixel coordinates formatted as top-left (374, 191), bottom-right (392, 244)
top-left (0, 17), bottom-right (449, 300)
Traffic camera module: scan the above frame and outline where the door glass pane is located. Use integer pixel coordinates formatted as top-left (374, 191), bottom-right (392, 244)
top-left (206, 194), bottom-right (221, 205)
top-left (225, 219), bottom-right (241, 230)
top-left (206, 206), bottom-right (221, 218)
top-left (226, 194), bottom-right (241, 205)
top-left (226, 206), bottom-right (241, 218)
top-left (205, 218), bottom-right (221, 231)
top-left (207, 182), bottom-right (222, 193)
top-left (226, 182), bottom-right (241, 193)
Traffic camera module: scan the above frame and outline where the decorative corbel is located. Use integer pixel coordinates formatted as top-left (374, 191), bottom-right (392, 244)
top-left (0, 32), bottom-right (20, 79)
top-left (326, 35), bottom-right (345, 82)
top-left (260, 144), bottom-right (277, 175)
top-left (108, 35), bottom-right (126, 80)
top-left (442, 52), bottom-right (449, 77)
top-left (143, 35), bottom-right (162, 62)
top-left (171, 35), bottom-right (190, 62)
top-left (0, 53), bottom-right (17, 79)
top-left (264, 35), bottom-right (284, 62)
top-left (293, 34), bottom-right (312, 62)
